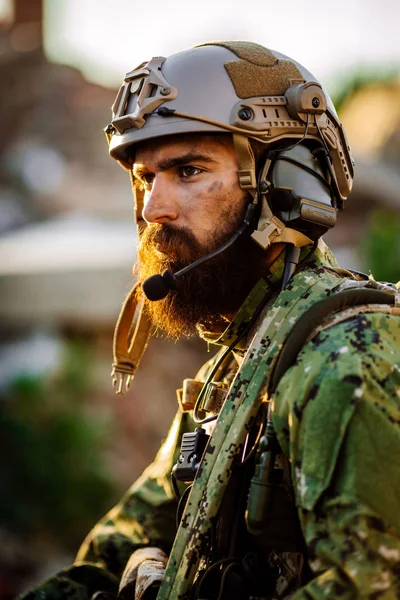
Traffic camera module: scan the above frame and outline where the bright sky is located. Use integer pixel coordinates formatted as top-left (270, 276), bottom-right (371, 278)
top-left (43, 0), bottom-right (400, 91)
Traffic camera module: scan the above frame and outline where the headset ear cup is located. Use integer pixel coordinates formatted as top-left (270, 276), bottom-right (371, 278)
top-left (269, 187), bottom-right (294, 214)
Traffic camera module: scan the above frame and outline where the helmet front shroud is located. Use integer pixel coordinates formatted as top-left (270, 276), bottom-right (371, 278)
top-left (107, 41), bottom-right (354, 393)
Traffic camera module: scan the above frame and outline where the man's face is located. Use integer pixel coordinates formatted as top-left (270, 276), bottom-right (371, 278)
top-left (134, 133), bottom-right (245, 246)
top-left (133, 133), bottom-right (267, 338)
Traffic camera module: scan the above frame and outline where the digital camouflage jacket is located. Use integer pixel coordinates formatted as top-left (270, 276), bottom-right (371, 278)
top-left (20, 241), bottom-right (400, 599)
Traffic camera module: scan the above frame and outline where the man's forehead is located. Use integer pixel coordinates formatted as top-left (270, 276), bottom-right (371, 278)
top-left (134, 133), bottom-right (233, 165)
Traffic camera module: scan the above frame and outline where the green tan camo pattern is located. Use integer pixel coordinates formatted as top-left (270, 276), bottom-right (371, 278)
top-left (157, 247), bottom-right (348, 599)
top-left (19, 241), bottom-right (400, 599)
top-left (19, 411), bottom-right (192, 599)
top-left (273, 309), bottom-right (400, 598)
top-left (19, 563), bottom-right (119, 600)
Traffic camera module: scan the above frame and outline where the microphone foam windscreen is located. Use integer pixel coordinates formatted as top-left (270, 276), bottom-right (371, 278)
top-left (142, 274), bottom-right (170, 301)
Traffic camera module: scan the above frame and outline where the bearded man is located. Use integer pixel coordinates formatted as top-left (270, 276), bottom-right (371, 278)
top-left (21, 42), bottom-right (400, 600)
top-left (135, 133), bottom-right (273, 338)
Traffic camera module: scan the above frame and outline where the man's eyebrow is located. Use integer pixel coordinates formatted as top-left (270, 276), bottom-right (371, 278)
top-left (133, 152), bottom-right (218, 177)
top-left (158, 152), bottom-right (218, 170)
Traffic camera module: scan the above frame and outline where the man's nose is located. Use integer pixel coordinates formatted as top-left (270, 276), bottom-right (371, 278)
top-left (142, 176), bottom-right (178, 224)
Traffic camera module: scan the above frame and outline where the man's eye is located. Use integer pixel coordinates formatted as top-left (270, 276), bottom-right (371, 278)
top-left (180, 166), bottom-right (202, 178)
top-left (142, 174), bottom-right (155, 186)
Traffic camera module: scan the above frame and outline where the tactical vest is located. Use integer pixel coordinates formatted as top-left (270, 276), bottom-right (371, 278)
top-left (157, 268), bottom-right (400, 600)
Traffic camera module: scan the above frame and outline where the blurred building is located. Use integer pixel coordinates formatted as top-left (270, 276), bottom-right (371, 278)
top-left (0, 0), bottom-right (137, 323)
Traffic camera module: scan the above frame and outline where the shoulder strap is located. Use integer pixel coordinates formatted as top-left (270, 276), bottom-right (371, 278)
top-left (269, 287), bottom-right (399, 394)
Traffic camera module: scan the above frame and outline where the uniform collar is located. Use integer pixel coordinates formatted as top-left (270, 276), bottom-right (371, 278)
top-left (198, 239), bottom-right (338, 349)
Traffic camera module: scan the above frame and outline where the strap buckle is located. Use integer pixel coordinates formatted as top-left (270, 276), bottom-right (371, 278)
top-left (238, 168), bottom-right (257, 190)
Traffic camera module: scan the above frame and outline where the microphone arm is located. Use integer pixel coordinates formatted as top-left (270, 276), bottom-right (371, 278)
top-left (142, 203), bottom-right (258, 301)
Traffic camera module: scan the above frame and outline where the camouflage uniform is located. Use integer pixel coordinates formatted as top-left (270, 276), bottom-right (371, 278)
top-left (20, 241), bottom-right (400, 599)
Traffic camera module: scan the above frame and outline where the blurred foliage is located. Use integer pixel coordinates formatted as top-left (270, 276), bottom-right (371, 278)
top-left (0, 341), bottom-right (117, 550)
top-left (363, 210), bottom-right (400, 284)
top-left (330, 66), bottom-right (400, 114)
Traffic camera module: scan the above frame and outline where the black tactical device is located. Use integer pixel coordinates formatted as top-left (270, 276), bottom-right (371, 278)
top-left (172, 427), bottom-right (210, 483)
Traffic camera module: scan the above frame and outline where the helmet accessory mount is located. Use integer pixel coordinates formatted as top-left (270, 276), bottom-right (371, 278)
top-left (109, 56), bottom-right (178, 134)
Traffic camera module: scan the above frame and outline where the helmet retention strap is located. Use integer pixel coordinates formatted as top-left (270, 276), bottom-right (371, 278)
top-left (111, 283), bottom-right (152, 395)
top-left (232, 134), bottom-right (257, 196)
top-left (231, 137), bottom-right (313, 250)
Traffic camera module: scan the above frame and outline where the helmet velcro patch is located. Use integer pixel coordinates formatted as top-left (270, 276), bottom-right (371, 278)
top-left (225, 60), bottom-right (304, 98)
top-left (197, 40), bottom-right (303, 99)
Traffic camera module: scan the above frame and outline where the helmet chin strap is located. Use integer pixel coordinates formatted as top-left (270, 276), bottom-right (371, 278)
top-left (111, 283), bottom-right (152, 395)
top-left (130, 171), bottom-right (145, 227)
top-left (232, 134), bottom-right (258, 196)
top-left (232, 134), bottom-right (312, 250)
top-left (232, 135), bottom-right (312, 291)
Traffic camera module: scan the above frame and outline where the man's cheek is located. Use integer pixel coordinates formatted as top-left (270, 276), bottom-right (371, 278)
top-left (206, 180), bottom-right (223, 195)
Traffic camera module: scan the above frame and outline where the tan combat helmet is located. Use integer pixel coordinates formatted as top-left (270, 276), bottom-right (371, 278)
top-left (105, 41), bottom-right (354, 250)
top-left (107, 41), bottom-right (355, 394)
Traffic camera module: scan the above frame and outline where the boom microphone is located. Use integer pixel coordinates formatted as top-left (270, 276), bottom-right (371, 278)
top-left (142, 204), bottom-right (257, 301)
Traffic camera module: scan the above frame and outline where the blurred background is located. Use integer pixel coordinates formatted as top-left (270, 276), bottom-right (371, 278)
top-left (0, 0), bottom-right (399, 596)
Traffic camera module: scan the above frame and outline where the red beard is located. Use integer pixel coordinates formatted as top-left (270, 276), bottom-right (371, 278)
top-left (136, 220), bottom-right (268, 339)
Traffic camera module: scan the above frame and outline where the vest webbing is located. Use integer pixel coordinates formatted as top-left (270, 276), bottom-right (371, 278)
top-left (158, 274), bottom-right (400, 599)
top-left (157, 267), bottom-right (350, 599)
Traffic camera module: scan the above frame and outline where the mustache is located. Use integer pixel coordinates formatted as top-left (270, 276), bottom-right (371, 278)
top-left (139, 223), bottom-right (203, 264)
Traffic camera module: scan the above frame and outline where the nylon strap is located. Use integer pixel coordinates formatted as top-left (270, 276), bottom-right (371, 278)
top-left (232, 134), bottom-right (257, 193)
top-left (130, 170), bottom-right (145, 225)
top-left (111, 282), bottom-right (152, 395)
top-left (252, 220), bottom-right (312, 249)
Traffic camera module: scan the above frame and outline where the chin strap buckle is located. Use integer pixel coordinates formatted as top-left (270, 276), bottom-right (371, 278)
top-left (233, 134), bottom-right (257, 195)
top-left (238, 168), bottom-right (257, 190)
top-left (111, 364), bottom-right (134, 395)
top-left (111, 282), bottom-right (152, 395)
